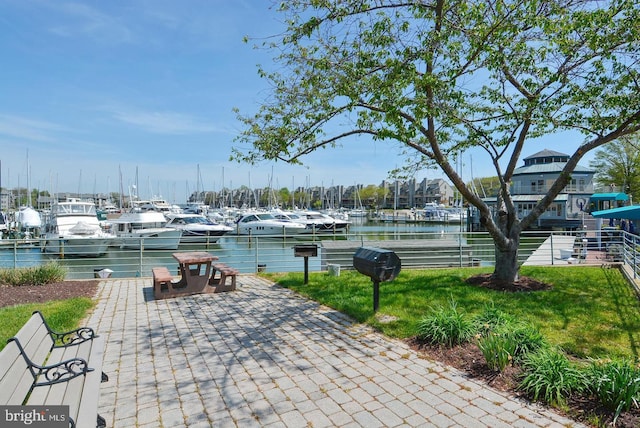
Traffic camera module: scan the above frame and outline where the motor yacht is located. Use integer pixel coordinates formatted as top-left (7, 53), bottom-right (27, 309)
top-left (106, 210), bottom-right (182, 250)
top-left (294, 210), bottom-right (350, 232)
top-left (41, 199), bottom-right (116, 257)
top-left (164, 213), bottom-right (233, 243)
top-left (234, 212), bottom-right (307, 235)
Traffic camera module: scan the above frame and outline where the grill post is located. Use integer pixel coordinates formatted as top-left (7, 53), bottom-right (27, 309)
top-left (293, 244), bottom-right (318, 284)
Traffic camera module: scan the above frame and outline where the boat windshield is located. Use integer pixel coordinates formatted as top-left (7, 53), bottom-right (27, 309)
top-left (56, 203), bottom-right (96, 215)
top-left (184, 216), bottom-right (213, 225)
top-left (256, 213), bottom-right (276, 220)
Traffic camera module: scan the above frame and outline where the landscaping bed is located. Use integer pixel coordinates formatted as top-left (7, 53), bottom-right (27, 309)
top-left (0, 280), bottom-right (99, 308)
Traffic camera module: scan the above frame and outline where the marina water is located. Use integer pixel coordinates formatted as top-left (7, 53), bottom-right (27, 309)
top-left (0, 218), bottom-right (473, 279)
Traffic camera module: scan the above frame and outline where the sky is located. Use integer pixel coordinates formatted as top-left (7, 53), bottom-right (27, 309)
top-left (0, 1), bottom-right (596, 204)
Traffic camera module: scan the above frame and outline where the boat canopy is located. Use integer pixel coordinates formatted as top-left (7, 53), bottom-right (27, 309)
top-left (588, 192), bottom-right (629, 202)
top-left (590, 205), bottom-right (640, 220)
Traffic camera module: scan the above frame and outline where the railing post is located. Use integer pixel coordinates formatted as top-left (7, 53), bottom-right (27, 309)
top-left (255, 236), bottom-right (260, 273)
top-left (459, 232), bottom-right (463, 267)
top-left (633, 233), bottom-right (638, 279)
top-left (550, 234), bottom-right (554, 265)
top-left (139, 238), bottom-right (144, 277)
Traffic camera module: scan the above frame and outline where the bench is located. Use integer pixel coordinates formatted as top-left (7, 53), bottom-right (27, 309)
top-left (209, 263), bottom-right (239, 292)
top-left (152, 266), bottom-right (176, 298)
top-left (0, 311), bottom-right (108, 428)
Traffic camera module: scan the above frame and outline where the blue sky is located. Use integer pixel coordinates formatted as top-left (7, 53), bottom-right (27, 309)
top-left (0, 1), bottom-right (594, 203)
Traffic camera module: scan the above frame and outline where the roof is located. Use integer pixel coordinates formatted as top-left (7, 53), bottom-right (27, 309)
top-left (590, 205), bottom-right (640, 219)
top-left (589, 193), bottom-right (629, 202)
top-left (513, 163), bottom-right (592, 175)
top-left (481, 194), bottom-right (569, 202)
top-left (523, 149), bottom-right (568, 160)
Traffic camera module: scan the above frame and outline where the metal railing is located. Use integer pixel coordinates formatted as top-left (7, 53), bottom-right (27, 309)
top-left (0, 229), bottom-right (630, 280)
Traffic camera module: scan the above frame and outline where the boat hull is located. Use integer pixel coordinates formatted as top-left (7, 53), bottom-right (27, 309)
top-left (118, 229), bottom-right (182, 250)
top-left (178, 230), bottom-right (229, 243)
top-left (42, 236), bottom-right (112, 257)
top-left (235, 224), bottom-right (307, 236)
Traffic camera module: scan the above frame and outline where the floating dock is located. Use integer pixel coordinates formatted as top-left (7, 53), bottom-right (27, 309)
top-left (321, 239), bottom-right (474, 269)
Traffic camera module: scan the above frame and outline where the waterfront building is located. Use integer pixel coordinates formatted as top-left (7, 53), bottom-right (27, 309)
top-left (472, 149), bottom-right (596, 231)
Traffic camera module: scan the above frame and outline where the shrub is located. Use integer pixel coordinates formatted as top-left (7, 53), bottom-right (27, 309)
top-left (518, 347), bottom-right (587, 407)
top-left (473, 304), bottom-right (547, 371)
top-left (473, 303), bottom-right (515, 336)
top-left (508, 323), bottom-right (547, 363)
top-left (587, 358), bottom-right (640, 424)
top-left (0, 263), bottom-right (66, 286)
top-left (478, 332), bottom-right (517, 371)
top-left (416, 300), bottom-right (476, 347)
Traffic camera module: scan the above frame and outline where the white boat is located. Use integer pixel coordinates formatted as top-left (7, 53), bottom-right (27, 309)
top-left (235, 212), bottom-right (307, 235)
top-left (294, 210), bottom-right (350, 232)
top-left (164, 213), bottom-right (233, 243)
top-left (17, 206), bottom-right (42, 237)
top-left (42, 199), bottom-right (116, 257)
top-left (107, 210), bottom-right (182, 250)
top-left (423, 204), bottom-right (466, 222)
top-left (129, 198), bottom-right (181, 215)
top-left (0, 211), bottom-right (7, 234)
top-left (348, 209), bottom-right (367, 218)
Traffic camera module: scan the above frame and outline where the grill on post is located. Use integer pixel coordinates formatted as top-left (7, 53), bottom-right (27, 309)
top-left (353, 247), bottom-right (401, 312)
top-left (293, 244), bottom-right (318, 284)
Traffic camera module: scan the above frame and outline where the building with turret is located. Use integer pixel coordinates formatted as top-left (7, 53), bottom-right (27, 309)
top-left (471, 149), bottom-right (595, 230)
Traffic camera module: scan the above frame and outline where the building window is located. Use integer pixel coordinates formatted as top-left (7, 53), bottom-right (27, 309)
top-left (530, 179), bottom-right (544, 193)
top-left (566, 178), bottom-right (586, 192)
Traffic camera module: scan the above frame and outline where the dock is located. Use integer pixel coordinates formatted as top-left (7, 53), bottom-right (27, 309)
top-left (321, 238), bottom-right (474, 269)
top-left (523, 234), bottom-right (607, 266)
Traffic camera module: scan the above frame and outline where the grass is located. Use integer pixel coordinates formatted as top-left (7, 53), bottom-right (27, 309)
top-left (0, 299), bottom-right (96, 352)
top-left (266, 265), bottom-right (640, 360)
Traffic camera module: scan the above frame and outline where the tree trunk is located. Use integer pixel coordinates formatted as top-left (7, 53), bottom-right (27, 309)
top-left (493, 235), bottom-right (520, 283)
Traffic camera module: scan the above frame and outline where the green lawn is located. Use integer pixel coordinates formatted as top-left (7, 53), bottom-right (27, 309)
top-left (0, 298), bottom-right (96, 351)
top-left (267, 266), bottom-right (640, 360)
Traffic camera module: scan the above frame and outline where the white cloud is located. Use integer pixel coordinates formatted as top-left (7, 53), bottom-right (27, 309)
top-left (47, 2), bottom-right (133, 45)
top-left (0, 114), bottom-right (67, 142)
top-left (111, 109), bottom-right (221, 135)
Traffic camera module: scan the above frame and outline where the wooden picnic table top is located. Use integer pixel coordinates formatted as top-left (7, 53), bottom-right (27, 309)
top-left (172, 251), bottom-right (218, 264)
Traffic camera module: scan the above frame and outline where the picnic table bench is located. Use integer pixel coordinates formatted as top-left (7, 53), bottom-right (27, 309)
top-left (208, 263), bottom-right (239, 292)
top-left (0, 311), bottom-right (108, 428)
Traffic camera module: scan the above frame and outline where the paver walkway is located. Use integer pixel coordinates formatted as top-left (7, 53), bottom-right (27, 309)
top-left (89, 276), bottom-right (586, 427)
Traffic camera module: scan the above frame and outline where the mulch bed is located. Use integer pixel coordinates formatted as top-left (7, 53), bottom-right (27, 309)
top-left (0, 280), bottom-right (99, 308)
top-left (408, 338), bottom-right (640, 428)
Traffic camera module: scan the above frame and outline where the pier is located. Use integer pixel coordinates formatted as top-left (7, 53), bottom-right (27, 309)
top-left (321, 239), bottom-right (475, 269)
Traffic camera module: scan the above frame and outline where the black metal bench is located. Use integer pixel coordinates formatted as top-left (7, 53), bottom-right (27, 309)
top-left (0, 311), bottom-right (108, 428)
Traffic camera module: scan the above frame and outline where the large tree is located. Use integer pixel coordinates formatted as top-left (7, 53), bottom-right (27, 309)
top-left (589, 136), bottom-right (640, 201)
top-left (233, 0), bottom-right (640, 283)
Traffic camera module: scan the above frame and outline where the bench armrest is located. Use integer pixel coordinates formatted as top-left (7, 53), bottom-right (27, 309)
top-left (9, 337), bottom-right (94, 386)
top-left (33, 311), bottom-right (98, 347)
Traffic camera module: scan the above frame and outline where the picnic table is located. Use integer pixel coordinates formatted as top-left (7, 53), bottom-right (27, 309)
top-left (153, 251), bottom-right (219, 299)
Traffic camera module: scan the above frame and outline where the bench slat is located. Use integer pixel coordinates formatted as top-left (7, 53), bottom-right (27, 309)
top-left (15, 316), bottom-right (54, 365)
top-left (74, 337), bottom-right (105, 428)
top-left (0, 340), bottom-right (34, 405)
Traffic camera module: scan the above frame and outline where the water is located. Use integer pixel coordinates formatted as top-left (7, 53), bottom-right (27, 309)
top-left (0, 219), bottom-right (464, 279)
